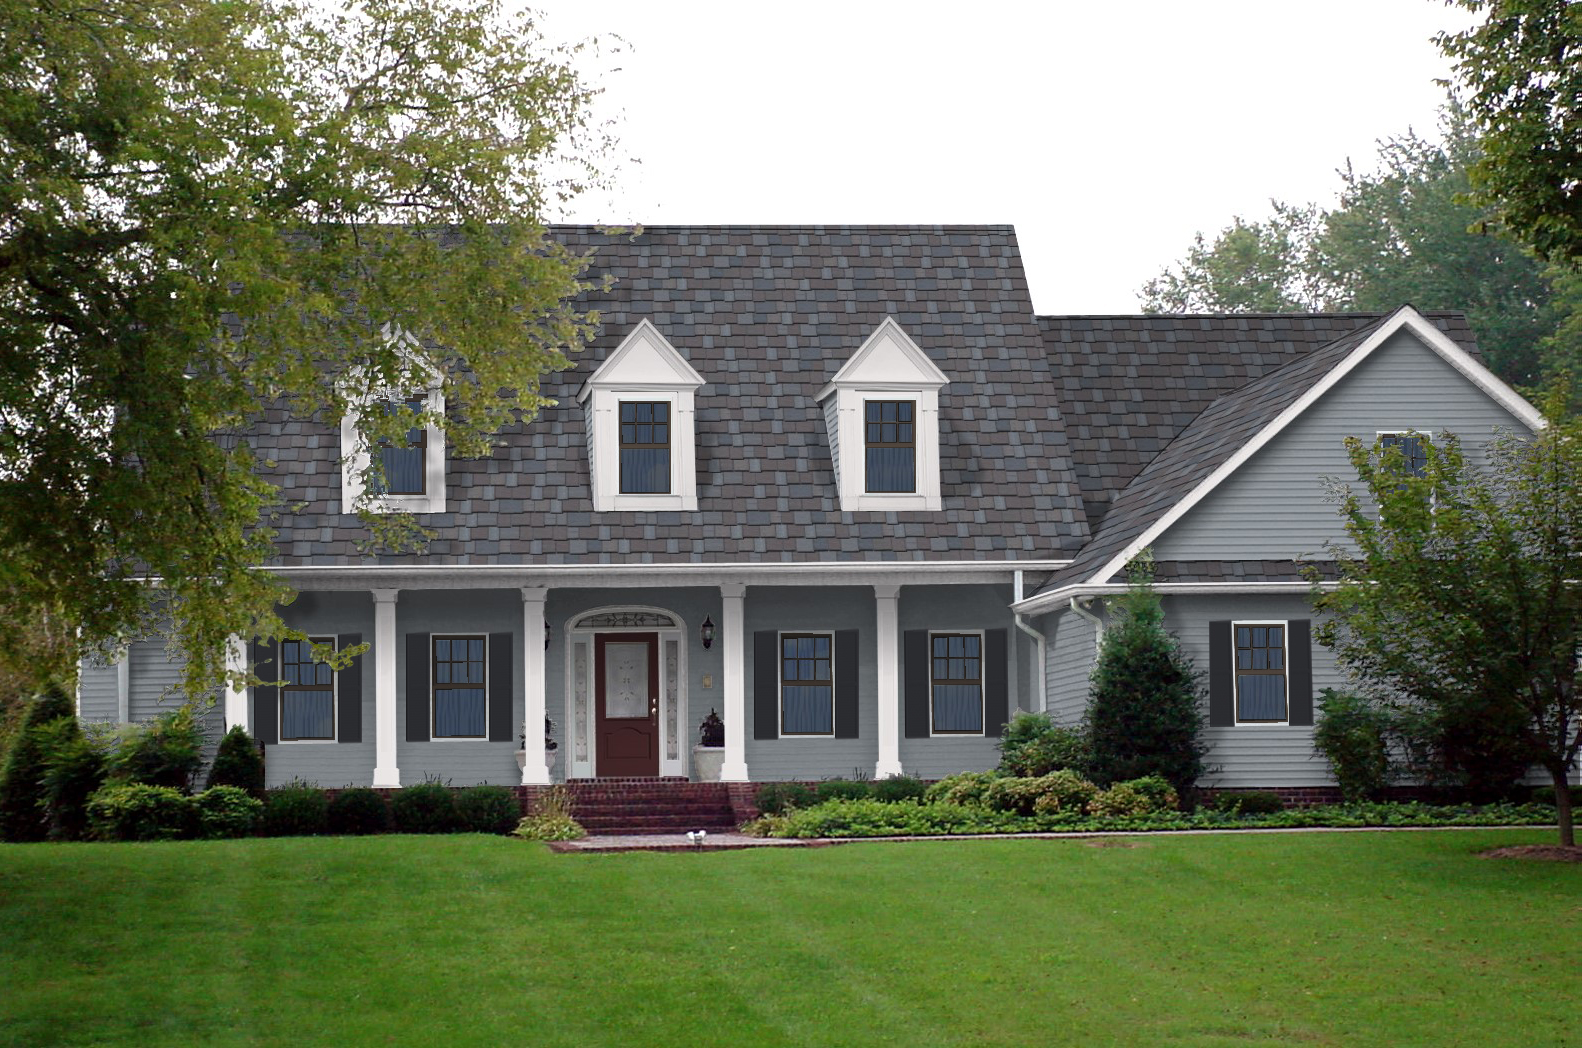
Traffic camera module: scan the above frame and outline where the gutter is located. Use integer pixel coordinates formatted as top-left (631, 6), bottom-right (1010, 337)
top-left (1068, 596), bottom-right (1104, 655)
top-left (1013, 579), bottom-right (1337, 617)
top-left (1012, 571), bottom-right (1047, 713)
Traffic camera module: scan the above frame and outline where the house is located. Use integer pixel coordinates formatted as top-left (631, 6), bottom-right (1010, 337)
top-left (76, 225), bottom-right (1549, 801)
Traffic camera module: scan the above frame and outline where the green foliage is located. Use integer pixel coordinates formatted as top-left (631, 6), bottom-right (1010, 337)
top-left (870, 776), bottom-right (928, 804)
top-left (327, 789), bottom-right (392, 836)
top-left (1085, 556), bottom-right (1207, 794)
top-left (0, 0), bottom-right (613, 697)
top-left (390, 783), bottom-right (460, 835)
top-left (0, 685), bottom-right (76, 842)
top-left (455, 785), bottom-right (520, 835)
top-left (814, 779), bottom-right (872, 804)
top-left (1439, 1), bottom-right (1582, 266)
top-left (87, 783), bottom-right (195, 841)
top-left (1313, 403), bottom-right (1582, 843)
top-left (1141, 203), bottom-right (1328, 313)
top-left (193, 786), bottom-right (263, 839)
top-left (261, 783), bottom-right (330, 838)
top-left (107, 705), bottom-right (206, 793)
top-left (1312, 688), bottom-right (1393, 803)
top-left (923, 772), bottom-right (999, 808)
top-left (754, 782), bottom-right (816, 816)
top-left (35, 717), bottom-right (108, 840)
top-left (1212, 791), bottom-right (1286, 816)
top-left (1028, 771), bottom-right (1101, 817)
top-left (997, 711), bottom-right (1090, 777)
top-left (205, 726), bottom-right (265, 797)
top-left (1090, 779), bottom-right (1177, 818)
top-left (513, 785), bottom-right (585, 841)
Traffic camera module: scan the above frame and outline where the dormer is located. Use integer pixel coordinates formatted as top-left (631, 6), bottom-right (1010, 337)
top-left (817, 317), bottom-right (948, 511)
top-left (340, 326), bottom-right (446, 515)
top-left (580, 319), bottom-right (706, 511)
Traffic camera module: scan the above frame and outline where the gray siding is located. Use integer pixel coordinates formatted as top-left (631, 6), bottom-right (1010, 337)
top-left (1042, 604), bottom-right (1101, 726)
top-left (265, 591), bottom-right (377, 788)
top-left (77, 660), bottom-right (120, 723)
top-left (898, 585), bottom-right (1016, 780)
top-left (120, 639), bottom-right (225, 767)
top-left (1155, 330), bottom-right (1536, 561)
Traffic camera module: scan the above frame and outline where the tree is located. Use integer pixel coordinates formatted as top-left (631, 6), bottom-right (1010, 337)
top-left (1085, 554), bottom-right (1208, 795)
top-left (1439, 1), bottom-right (1582, 267)
top-left (0, 0), bottom-right (613, 696)
top-left (0, 684), bottom-right (75, 841)
top-left (1311, 389), bottom-right (1582, 845)
top-left (1141, 116), bottom-right (1561, 387)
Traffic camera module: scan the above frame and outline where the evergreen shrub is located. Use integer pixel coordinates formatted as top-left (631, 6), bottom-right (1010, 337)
top-left (456, 785), bottom-right (520, 834)
top-left (871, 775), bottom-right (928, 804)
top-left (1029, 770), bottom-right (1101, 816)
top-left (998, 712), bottom-right (1090, 777)
top-left (36, 717), bottom-right (108, 840)
top-left (1212, 790), bottom-right (1285, 815)
top-left (0, 685), bottom-right (76, 841)
top-left (262, 781), bottom-right (329, 837)
top-left (923, 771), bottom-right (998, 807)
top-left (87, 783), bottom-right (195, 841)
top-left (755, 782), bottom-right (815, 815)
top-left (390, 782), bottom-right (459, 834)
top-left (1312, 688), bottom-right (1392, 802)
top-left (206, 726), bottom-right (266, 797)
top-left (109, 705), bottom-right (205, 792)
top-left (815, 779), bottom-right (871, 804)
top-left (327, 788), bottom-right (392, 835)
top-left (194, 786), bottom-right (263, 838)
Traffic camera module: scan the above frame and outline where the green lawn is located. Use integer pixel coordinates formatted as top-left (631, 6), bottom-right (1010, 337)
top-left (1, 831), bottom-right (1577, 1047)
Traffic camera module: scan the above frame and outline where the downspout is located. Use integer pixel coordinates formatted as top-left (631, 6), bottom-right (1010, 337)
top-left (1013, 571), bottom-right (1048, 713)
top-left (1069, 596), bottom-right (1104, 655)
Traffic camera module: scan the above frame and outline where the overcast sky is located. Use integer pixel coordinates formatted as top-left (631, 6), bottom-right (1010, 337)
top-left (527, 1), bottom-right (1477, 314)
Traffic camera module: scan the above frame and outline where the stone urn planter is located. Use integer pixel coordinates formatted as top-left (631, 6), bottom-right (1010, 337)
top-left (515, 748), bottom-right (558, 775)
top-left (692, 744), bottom-right (724, 782)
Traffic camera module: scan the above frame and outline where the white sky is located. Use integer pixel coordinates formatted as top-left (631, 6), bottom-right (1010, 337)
top-left (528, 1), bottom-right (1477, 314)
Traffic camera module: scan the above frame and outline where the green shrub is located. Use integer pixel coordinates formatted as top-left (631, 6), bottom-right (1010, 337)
top-left (923, 771), bottom-right (998, 807)
top-left (390, 782), bottom-right (459, 834)
top-left (984, 776), bottom-right (1048, 815)
top-left (109, 705), bottom-right (206, 792)
top-left (194, 786), bottom-right (263, 839)
top-left (0, 685), bottom-right (75, 842)
top-left (1030, 770), bottom-right (1101, 816)
top-left (514, 785), bottom-right (585, 841)
top-left (755, 782), bottom-right (816, 815)
top-left (205, 726), bottom-right (265, 797)
top-left (1532, 785), bottom-right (1579, 807)
top-left (261, 782), bottom-right (329, 837)
top-left (815, 779), bottom-right (871, 804)
top-left (36, 717), bottom-right (108, 841)
top-left (1122, 775), bottom-right (1180, 812)
top-left (456, 785), bottom-right (520, 835)
top-left (871, 775), bottom-right (928, 804)
top-left (1091, 781), bottom-right (1164, 817)
top-left (1212, 790), bottom-right (1285, 815)
top-left (1313, 688), bottom-right (1392, 803)
top-left (327, 788), bottom-right (392, 835)
top-left (998, 712), bottom-right (1090, 777)
top-left (87, 782), bottom-right (195, 841)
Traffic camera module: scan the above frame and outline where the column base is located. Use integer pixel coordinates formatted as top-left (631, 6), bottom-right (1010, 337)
top-left (874, 760), bottom-right (905, 780)
top-left (519, 765), bottom-right (552, 786)
top-left (721, 761), bottom-right (751, 782)
top-left (371, 768), bottom-right (402, 789)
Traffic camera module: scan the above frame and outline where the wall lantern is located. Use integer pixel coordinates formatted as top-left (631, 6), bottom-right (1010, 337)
top-left (701, 616), bottom-right (715, 650)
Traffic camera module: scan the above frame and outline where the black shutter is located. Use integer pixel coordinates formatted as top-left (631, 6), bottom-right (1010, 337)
top-left (834, 630), bottom-right (859, 739)
top-left (984, 628), bottom-right (1009, 738)
top-left (487, 632), bottom-right (513, 742)
top-left (903, 630), bottom-right (929, 738)
top-left (753, 631), bottom-right (779, 740)
top-left (252, 639), bottom-right (278, 745)
top-left (337, 634), bottom-right (362, 744)
top-left (406, 633), bottom-right (430, 742)
top-left (1208, 621), bottom-right (1233, 727)
top-left (1287, 620), bottom-right (1314, 726)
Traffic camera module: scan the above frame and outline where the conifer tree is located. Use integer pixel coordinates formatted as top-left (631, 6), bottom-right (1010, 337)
top-left (0, 684), bottom-right (76, 841)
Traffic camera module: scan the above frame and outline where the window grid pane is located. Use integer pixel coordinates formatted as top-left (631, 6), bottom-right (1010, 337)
top-left (865, 400), bottom-right (917, 493)
top-left (1234, 623), bottom-right (1287, 722)
top-left (371, 397), bottom-right (426, 496)
top-left (931, 633), bottom-right (983, 734)
top-left (281, 636), bottom-right (335, 740)
top-left (620, 400), bottom-right (672, 494)
top-left (433, 635), bottom-right (487, 738)
top-left (781, 633), bottom-right (834, 735)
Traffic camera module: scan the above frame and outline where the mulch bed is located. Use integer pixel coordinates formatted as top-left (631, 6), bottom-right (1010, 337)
top-left (1479, 844), bottom-right (1582, 862)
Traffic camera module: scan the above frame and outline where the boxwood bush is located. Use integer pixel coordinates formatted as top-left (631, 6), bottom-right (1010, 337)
top-left (755, 782), bottom-right (815, 815)
top-left (923, 771), bottom-right (998, 807)
top-left (327, 788), bottom-right (392, 835)
top-left (390, 782), bottom-right (459, 834)
top-left (456, 785), bottom-right (520, 835)
top-left (262, 782), bottom-right (330, 837)
top-left (815, 779), bottom-right (871, 804)
top-left (194, 785), bottom-right (263, 839)
top-left (205, 726), bottom-right (266, 797)
top-left (1212, 790), bottom-right (1285, 815)
top-left (87, 783), bottom-right (195, 841)
top-left (871, 775), bottom-right (928, 804)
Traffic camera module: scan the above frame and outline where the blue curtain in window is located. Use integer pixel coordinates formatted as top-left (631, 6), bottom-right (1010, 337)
top-left (620, 449), bottom-right (671, 493)
top-left (1236, 676), bottom-right (1285, 721)
top-left (378, 446), bottom-right (425, 495)
top-left (282, 691), bottom-right (334, 739)
top-left (434, 688), bottom-right (486, 737)
top-left (782, 685), bottom-right (833, 734)
top-left (932, 684), bottom-right (982, 732)
top-left (866, 448), bottom-right (915, 492)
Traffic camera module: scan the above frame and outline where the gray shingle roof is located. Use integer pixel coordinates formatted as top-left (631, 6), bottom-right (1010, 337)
top-left (263, 225), bottom-right (1091, 566)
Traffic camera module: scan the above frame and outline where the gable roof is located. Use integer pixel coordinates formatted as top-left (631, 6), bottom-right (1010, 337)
top-left (1018, 305), bottom-right (1544, 611)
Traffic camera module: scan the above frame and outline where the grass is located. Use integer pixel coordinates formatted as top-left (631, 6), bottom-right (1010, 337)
top-left (1, 830), bottom-right (1578, 1047)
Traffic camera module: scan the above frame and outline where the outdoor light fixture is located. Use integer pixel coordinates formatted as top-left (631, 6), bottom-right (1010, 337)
top-left (700, 616), bottom-right (715, 650)
top-left (544, 620), bottom-right (551, 650)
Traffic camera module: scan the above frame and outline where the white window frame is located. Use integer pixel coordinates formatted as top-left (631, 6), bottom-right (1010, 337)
top-left (1376, 429), bottom-right (1434, 476)
top-left (432, 633), bottom-right (489, 742)
top-left (340, 386), bottom-right (446, 515)
top-left (279, 635), bottom-right (338, 745)
top-left (928, 629), bottom-right (986, 737)
top-left (777, 629), bottom-right (836, 739)
top-left (1230, 619), bottom-right (1289, 727)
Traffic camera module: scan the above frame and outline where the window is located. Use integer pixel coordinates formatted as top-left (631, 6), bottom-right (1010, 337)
top-left (780, 633), bottom-right (833, 735)
top-left (281, 637), bottom-right (335, 741)
top-left (1380, 433), bottom-right (1428, 477)
top-left (433, 635), bottom-right (486, 739)
top-left (1234, 623), bottom-right (1286, 723)
top-left (619, 401), bottom-right (672, 494)
top-left (865, 400), bottom-right (916, 493)
top-left (371, 396), bottom-right (427, 496)
top-left (931, 633), bottom-right (983, 734)
top-left (339, 384), bottom-right (446, 514)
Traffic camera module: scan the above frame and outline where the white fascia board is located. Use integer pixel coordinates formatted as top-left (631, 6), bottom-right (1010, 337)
top-left (816, 316), bottom-right (949, 401)
top-left (1080, 306), bottom-right (1546, 592)
top-left (1012, 579), bottom-right (1340, 617)
top-left (579, 319), bottom-right (704, 403)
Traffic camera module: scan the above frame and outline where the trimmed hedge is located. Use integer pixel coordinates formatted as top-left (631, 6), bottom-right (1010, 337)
top-left (390, 782), bottom-right (459, 834)
top-left (328, 788), bottom-right (392, 835)
top-left (87, 783), bottom-right (194, 841)
top-left (455, 785), bottom-right (520, 835)
top-left (194, 786), bottom-right (263, 839)
top-left (262, 784), bottom-right (329, 837)
top-left (755, 782), bottom-right (815, 815)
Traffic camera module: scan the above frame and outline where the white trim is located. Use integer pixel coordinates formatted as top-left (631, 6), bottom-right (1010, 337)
top-left (1083, 306), bottom-right (1545, 593)
top-left (927, 629), bottom-right (987, 738)
top-left (521, 587), bottom-right (549, 786)
top-left (223, 635), bottom-right (248, 733)
top-left (579, 318), bottom-right (706, 398)
top-left (430, 632), bottom-right (490, 742)
top-left (340, 385), bottom-right (447, 515)
top-left (776, 629), bottom-right (837, 739)
top-left (1230, 619), bottom-right (1290, 727)
top-left (565, 604), bottom-right (689, 779)
top-left (816, 317), bottom-right (950, 401)
top-left (371, 589), bottom-right (400, 788)
top-left (277, 634), bottom-right (339, 744)
top-left (873, 583), bottom-right (903, 778)
top-left (115, 649), bottom-right (131, 725)
top-left (720, 583), bottom-right (749, 781)
top-left (1014, 579), bottom-right (1340, 616)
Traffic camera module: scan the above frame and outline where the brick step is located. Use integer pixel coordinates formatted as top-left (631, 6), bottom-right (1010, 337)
top-left (563, 787), bottom-right (731, 798)
top-left (577, 814), bottom-right (740, 833)
top-left (571, 808), bottom-right (735, 821)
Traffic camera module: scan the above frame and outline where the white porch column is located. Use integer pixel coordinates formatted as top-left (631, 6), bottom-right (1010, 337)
top-left (371, 589), bottom-right (401, 788)
top-left (223, 634), bottom-right (249, 732)
top-left (114, 649), bottom-right (130, 724)
top-left (720, 583), bottom-right (750, 782)
top-left (874, 583), bottom-right (904, 779)
top-left (521, 587), bottom-right (550, 785)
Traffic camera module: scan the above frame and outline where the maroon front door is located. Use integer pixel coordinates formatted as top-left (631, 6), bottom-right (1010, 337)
top-left (595, 633), bottom-right (660, 777)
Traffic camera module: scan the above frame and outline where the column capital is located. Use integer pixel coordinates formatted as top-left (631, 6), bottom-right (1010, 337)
top-left (520, 586), bottom-right (547, 604)
top-left (371, 588), bottom-right (400, 605)
top-left (872, 583), bottom-right (901, 602)
top-left (719, 583), bottom-right (747, 601)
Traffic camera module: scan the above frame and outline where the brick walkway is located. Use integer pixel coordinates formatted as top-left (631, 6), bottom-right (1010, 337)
top-left (547, 832), bottom-right (833, 853)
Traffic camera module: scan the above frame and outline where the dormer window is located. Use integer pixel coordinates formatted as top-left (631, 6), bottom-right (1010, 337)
top-left (581, 320), bottom-right (704, 512)
top-left (341, 386), bottom-right (446, 514)
top-left (371, 396), bottom-right (428, 496)
top-left (818, 318), bottom-right (948, 512)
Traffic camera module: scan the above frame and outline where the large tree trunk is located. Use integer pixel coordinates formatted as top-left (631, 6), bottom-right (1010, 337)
top-left (1549, 766), bottom-right (1575, 848)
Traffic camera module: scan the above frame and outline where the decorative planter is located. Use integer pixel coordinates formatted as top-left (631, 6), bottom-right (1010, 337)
top-left (692, 745), bottom-right (725, 782)
top-left (515, 749), bottom-right (559, 774)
